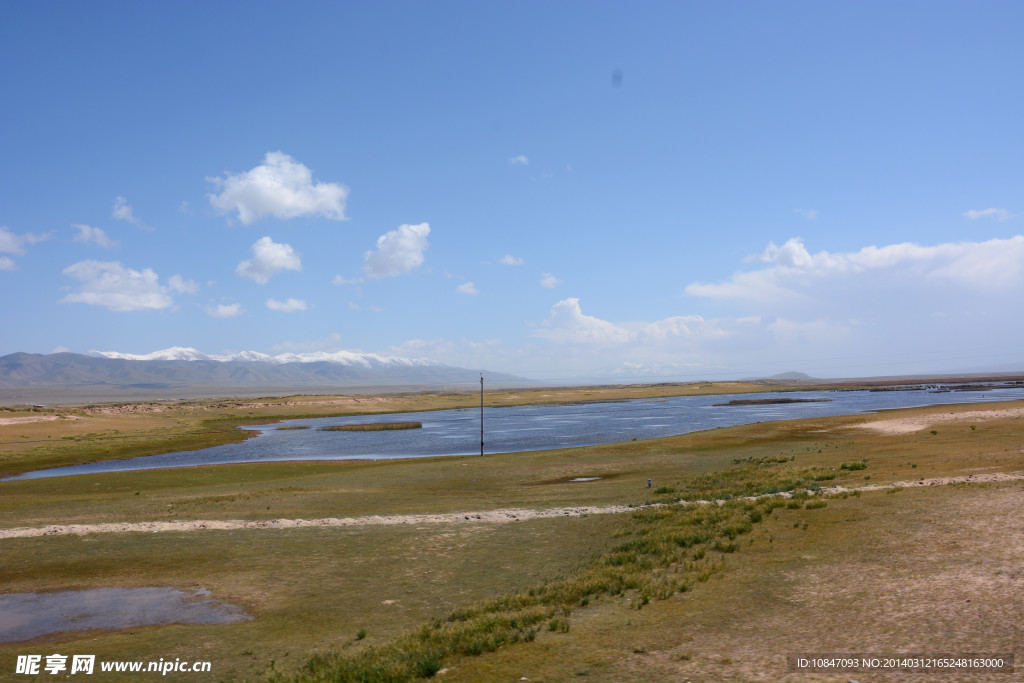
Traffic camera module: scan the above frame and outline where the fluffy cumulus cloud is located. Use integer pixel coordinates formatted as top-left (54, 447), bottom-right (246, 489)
top-left (499, 254), bottom-right (524, 266)
top-left (60, 260), bottom-right (194, 311)
top-left (207, 151), bottom-right (349, 224)
top-left (72, 224), bottom-right (118, 248)
top-left (266, 297), bottom-right (307, 312)
top-left (363, 223), bottom-right (430, 279)
top-left (456, 281), bottom-right (479, 295)
top-left (533, 298), bottom-right (633, 345)
top-left (236, 236), bottom-right (302, 284)
top-left (205, 302), bottom-right (243, 318)
top-left (963, 208), bottom-right (1012, 221)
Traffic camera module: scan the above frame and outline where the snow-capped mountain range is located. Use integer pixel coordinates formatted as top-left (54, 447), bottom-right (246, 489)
top-left (1, 348), bottom-right (521, 397)
top-left (92, 346), bottom-right (439, 367)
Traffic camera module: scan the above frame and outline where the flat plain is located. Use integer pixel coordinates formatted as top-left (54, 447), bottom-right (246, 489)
top-left (0, 384), bottom-right (1021, 681)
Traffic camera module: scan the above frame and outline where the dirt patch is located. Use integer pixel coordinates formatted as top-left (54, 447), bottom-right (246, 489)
top-left (856, 406), bottom-right (1024, 434)
top-left (0, 415), bottom-right (78, 427)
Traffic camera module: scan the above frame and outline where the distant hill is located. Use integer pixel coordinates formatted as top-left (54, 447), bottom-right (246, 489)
top-left (739, 371), bottom-right (817, 381)
top-left (766, 371), bottom-right (815, 380)
top-left (0, 349), bottom-right (522, 400)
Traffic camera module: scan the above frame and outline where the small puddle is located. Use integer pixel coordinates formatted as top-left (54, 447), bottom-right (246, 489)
top-left (0, 587), bottom-right (251, 644)
top-left (569, 477), bottom-right (602, 482)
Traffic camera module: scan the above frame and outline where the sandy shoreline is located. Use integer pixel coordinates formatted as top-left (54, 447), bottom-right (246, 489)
top-left (2, 472), bottom-right (1020, 541)
top-left (855, 406), bottom-right (1024, 434)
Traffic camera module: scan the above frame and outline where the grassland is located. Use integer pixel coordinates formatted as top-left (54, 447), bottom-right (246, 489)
top-left (0, 390), bottom-right (1021, 681)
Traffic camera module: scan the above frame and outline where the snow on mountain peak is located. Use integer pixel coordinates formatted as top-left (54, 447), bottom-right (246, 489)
top-left (92, 347), bottom-right (438, 367)
top-left (94, 346), bottom-right (211, 361)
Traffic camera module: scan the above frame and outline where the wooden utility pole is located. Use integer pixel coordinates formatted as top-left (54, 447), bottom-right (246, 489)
top-left (480, 373), bottom-right (484, 456)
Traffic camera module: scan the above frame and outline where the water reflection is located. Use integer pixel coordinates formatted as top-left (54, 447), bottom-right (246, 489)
top-left (0, 587), bottom-right (251, 644)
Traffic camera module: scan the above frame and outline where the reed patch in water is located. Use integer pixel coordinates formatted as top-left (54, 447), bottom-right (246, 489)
top-left (320, 421), bottom-right (422, 432)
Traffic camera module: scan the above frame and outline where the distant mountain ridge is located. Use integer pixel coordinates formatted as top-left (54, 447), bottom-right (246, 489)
top-left (0, 349), bottom-right (520, 394)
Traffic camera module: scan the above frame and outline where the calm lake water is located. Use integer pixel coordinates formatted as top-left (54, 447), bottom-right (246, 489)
top-left (0, 587), bottom-right (250, 644)
top-left (6, 385), bottom-right (1023, 481)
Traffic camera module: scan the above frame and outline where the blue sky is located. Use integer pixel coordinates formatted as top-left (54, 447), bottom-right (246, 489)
top-left (1, 1), bottom-right (1021, 381)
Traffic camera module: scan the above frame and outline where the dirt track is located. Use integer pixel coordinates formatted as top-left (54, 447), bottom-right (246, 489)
top-left (2, 472), bottom-right (1021, 541)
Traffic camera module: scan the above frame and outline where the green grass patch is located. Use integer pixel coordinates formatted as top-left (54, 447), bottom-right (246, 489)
top-left (275, 457), bottom-right (822, 682)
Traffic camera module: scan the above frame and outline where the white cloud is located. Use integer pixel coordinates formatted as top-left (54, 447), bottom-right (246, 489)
top-left (499, 254), bottom-right (524, 266)
top-left (638, 315), bottom-right (724, 342)
top-left (0, 228), bottom-right (24, 256)
top-left (0, 226), bottom-right (49, 268)
top-left (755, 237), bottom-right (814, 267)
top-left (534, 298), bottom-right (633, 345)
top-left (112, 196), bottom-right (143, 226)
top-left (61, 260), bottom-right (176, 311)
top-left (963, 208), bottom-right (1012, 221)
top-left (794, 208), bottom-right (818, 220)
top-left (207, 151), bottom-right (349, 224)
top-left (508, 155), bottom-right (529, 166)
top-left (52, 345), bottom-right (70, 353)
top-left (205, 302), bottom-right (244, 318)
top-left (363, 223), bottom-right (430, 279)
top-left (332, 274), bottom-right (363, 286)
top-left (266, 297), bottom-right (307, 312)
top-left (533, 299), bottom-right (728, 348)
top-left (456, 281), bottom-right (479, 295)
top-left (540, 272), bottom-right (561, 289)
top-left (72, 224), bottom-right (118, 249)
top-left (236, 236), bottom-right (302, 284)
top-left (690, 236), bottom-right (1024, 303)
top-left (671, 235), bottom-right (1024, 376)
top-left (168, 274), bottom-right (199, 294)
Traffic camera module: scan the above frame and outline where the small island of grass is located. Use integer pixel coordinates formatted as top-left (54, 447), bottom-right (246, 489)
top-left (321, 422), bottom-right (423, 432)
top-left (713, 398), bottom-right (833, 406)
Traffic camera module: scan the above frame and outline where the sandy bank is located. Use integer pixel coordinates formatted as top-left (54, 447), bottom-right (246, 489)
top-left (855, 406), bottom-right (1024, 434)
